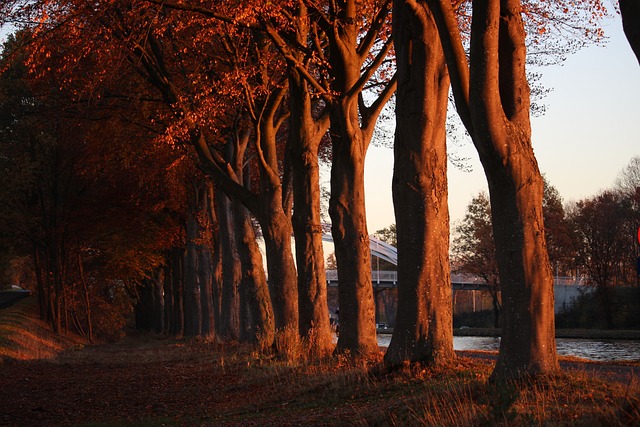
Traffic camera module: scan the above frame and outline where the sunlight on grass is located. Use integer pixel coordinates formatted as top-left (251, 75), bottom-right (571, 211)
top-left (0, 298), bottom-right (83, 361)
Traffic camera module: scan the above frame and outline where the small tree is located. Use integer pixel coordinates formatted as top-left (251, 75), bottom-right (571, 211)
top-left (452, 193), bottom-right (501, 327)
top-left (569, 191), bottom-right (631, 329)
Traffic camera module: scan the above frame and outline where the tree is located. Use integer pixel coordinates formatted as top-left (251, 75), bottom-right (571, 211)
top-left (452, 178), bottom-right (573, 328)
top-left (620, 0), bottom-right (640, 64)
top-left (373, 224), bottom-right (397, 247)
top-left (569, 191), bottom-right (632, 329)
top-left (451, 193), bottom-right (501, 327)
top-left (0, 32), bottom-right (186, 339)
top-left (425, 0), bottom-right (560, 379)
top-left (384, 0), bottom-right (454, 366)
top-left (305, 0), bottom-right (397, 356)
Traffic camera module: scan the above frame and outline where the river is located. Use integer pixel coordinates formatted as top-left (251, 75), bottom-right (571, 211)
top-left (376, 335), bottom-right (640, 362)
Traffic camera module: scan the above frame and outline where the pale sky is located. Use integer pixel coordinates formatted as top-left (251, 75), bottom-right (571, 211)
top-left (362, 13), bottom-right (640, 234)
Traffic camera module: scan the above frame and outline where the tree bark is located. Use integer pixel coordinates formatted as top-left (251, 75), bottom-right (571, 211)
top-left (151, 269), bottom-right (164, 334)
top-left (427, 0), bottom-right (559, 380)
top-left (234, 199), bottom-right (276, 348)
top-left (287, 22), bottom-right (332, 349)
top-left (472, 0), bottom-right (557, 380)
top-left (184, 190), bottom-right (202, 338)
top-left (329, 120), bottom-right (378, 354)
top-left (162, 262), bottom-right (173, 334)
top-left (385, 0), bottom-right (455, 366)
top-left (620, 0), bottom-right (640, 64)
top-left (198, 181), bottom-right (216, 339)
top-left (324, 0), bottom-right (395, 356)
top-left (171, 248), bottom-right (185, 337)
top-left (217, 190), bottom-right (241, 340)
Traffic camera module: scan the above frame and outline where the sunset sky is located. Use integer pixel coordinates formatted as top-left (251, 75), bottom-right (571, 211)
top-left (362, 12), bottom-right (640, 233)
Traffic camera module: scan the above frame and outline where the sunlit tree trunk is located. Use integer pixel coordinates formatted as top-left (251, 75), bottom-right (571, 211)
top-left (286, 3), bottom-right (333, 352)
top-left (385, 0), bottom-right (454, 366)
top-left (325, 0), bottom-right (395, 356)
top-left (427, 0), bottom-right (558, 379)
top-left (234, 199), bottom-right (276, 348)
top-left (198, 181), bottom-right (216, 339)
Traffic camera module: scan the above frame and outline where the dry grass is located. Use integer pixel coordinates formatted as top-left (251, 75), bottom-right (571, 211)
top-left (1, 300), bottom-right (639, 426)
top-left (0, 297), bottom-right (84, 361)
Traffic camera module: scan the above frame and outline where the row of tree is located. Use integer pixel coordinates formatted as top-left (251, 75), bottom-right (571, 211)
top-left (0, 1), bottom-right (637, 381)
top-left (450, 161), bottom-right (640, 329)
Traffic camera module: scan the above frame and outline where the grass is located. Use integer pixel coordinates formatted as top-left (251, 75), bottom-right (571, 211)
top-left (1, 299), bottom-right (639, 426)
top-left (0, 297), bottom-right (84, 361)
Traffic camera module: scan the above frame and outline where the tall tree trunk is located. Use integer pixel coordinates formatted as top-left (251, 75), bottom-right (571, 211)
top-left (254, 108), bottom-right (299, 334)
top-left (385, 0), bottom-right (454, 366)
top-left (321, 0), bottom-right (395, 355)
top-left (234, 199), bottom-right (276, 348)
top-left (210, 185), bottom-right (224, 338)
top-left (620, 0), bottom-right (640, 64)
top-left (329, 119), bottom-right (378, 355)
top-left (477, 0), bottom-right (558, 380)
top-left (259, 204), bottom-right (298, 333)
top-left (217, 192), bottom-right (241, 340)
top-left (285, 1), bottom-right (333, 354)
top-left (162, 262), bottom-right (173, 334)
top-left (428, 0), bottom-right (558, 380)
top-left (151, 269), bottom-right (164, 334)
top-left (199, 181), bottom-right (216, 340)
top-left (288, 86), bottom-right (332, 349)
top-left (171, 248), bottom-right (185, 337)
top-left (184, 199), bottom-right (202, 338)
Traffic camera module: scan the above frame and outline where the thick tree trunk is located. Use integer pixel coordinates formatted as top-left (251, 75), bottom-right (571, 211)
top-left (474, 0), bottom-right (558, 380)
top-left (151, 269), bottom-right (164, 334)
top-left (255, 119), bottom-right (299, 333)
top-left (162, 262), bottom-right (173, 334)
top-left (286, 4), bottom-right (332, 352)
top-left (259, 206), bottom-right (298, 332)
top-left (427, 0), bottom-right (558, 380)
top-left (483, 152), bottom-right (558, 379)
top-left (385, 0), bottom-right (455, 366)
top-left (234, 200), bottom-right (275, 348)
top-left (217, 192), bottom-right (241, 340)
top-left (198, 181), bottom-right (216, 339)
top-left (184, 204), bottom-right (202, 338)
top-left (289, 124), bottom-right (332, 349)
top-left (322, 0), bottom-right (395, 356)
top-left (620, 0), bottom-right (640, 64)
top-left (329, 121), bottom-right (378, 355)
top-left (171, 248), bottom-right (184, 337)
top-left (210, 186), bottom-right (224, 338)
top-left (198, 248), bottom-right (214, 339)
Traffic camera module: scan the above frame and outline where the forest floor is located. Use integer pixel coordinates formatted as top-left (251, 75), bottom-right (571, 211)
top-left (1, 299), bottom-right (640, 426)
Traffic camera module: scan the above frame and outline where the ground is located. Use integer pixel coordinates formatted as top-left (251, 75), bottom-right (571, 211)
top-left (1, 300), bottom-right (639, 426)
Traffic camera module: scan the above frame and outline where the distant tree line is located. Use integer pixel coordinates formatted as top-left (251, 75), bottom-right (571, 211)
top-left (0, 0), bottom-right (625, 381)
top-left (451, 161), bottom-right (640, 330)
